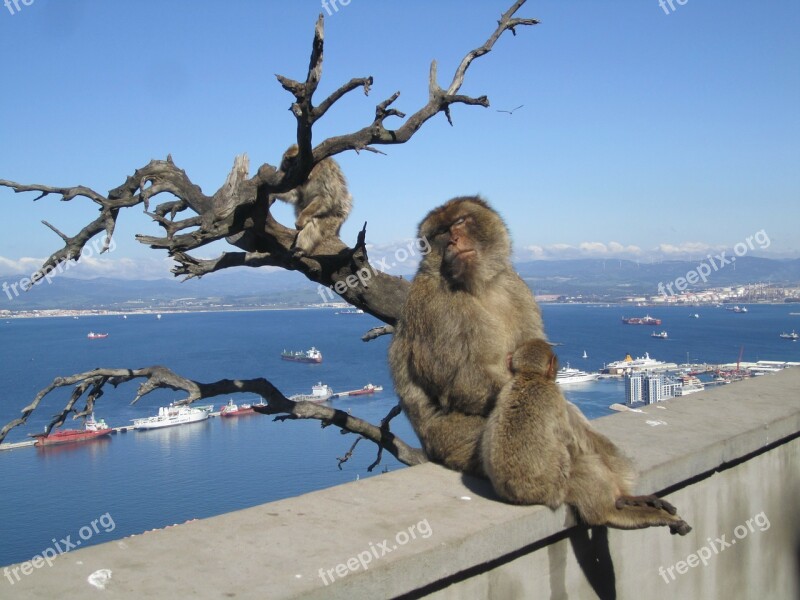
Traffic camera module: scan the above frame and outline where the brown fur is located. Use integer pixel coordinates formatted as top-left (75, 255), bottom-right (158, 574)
top-left (484, 340), bottom-right (692, 535)
top-left (483, 340), bottom-right (572, 508)
top-left (270, 145), bottom-right (352, 256)
top-left (390, 197), bottom-right (691, 536)
top-left (388, 197), bottom-right (545, 475)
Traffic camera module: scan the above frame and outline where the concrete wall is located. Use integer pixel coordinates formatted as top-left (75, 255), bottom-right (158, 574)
top-left (5, 368), bottom-right (800, 599)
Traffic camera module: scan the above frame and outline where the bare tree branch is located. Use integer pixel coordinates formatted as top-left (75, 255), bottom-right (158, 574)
top-left (0, 1), bottom-right (538, 320)
top-left (0, 1), bottom-right (539, 464)
top-left (0, 366), bottom-right (427, 468)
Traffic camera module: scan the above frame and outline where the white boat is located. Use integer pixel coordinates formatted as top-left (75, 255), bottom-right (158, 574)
top-left (726, 305), bottom-right (748, 313)
top-left (556, 364), bottom-right (599, 385)
top-left (289, 383), bottom-right (334, 403)
top-left (779, 330), bottom-right (799, 341)
top-left (132, 404), bottom-right (210, 430)
top-left (582, 350), bottom-right (588, 359)
top-left (603, 353), bottom-right (676, 374)
top-left (651, 331), bottom-right (668, 339)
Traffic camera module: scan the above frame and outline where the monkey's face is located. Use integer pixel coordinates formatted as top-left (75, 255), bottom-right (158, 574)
top-left (419, 197), bottom-right (511, 289)
top-left (511, 340), bottom-right (558, 379)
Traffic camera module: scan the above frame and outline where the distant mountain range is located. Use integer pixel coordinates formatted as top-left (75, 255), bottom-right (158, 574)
top-left (2, 257), bottom-right (799, 310)
top-left (516, 257), bottom-right (800, 297)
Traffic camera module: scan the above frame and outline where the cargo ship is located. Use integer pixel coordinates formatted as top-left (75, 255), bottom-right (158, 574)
top-left (281, 347), bottom-right (322, 363)
top-left (31, 414), bottom-right (112, 447)
top-left (219, 399), bottom-right (267, 417)
top-left (289, 383), bottom-right (333, 403)
top-left (621, 315), bottom-right (662, 326)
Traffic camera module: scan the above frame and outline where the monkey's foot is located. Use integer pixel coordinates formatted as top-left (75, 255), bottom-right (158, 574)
top-left (291, 247), bottom-right (307, 259)
top-left (615, 495), bottom-right (678, 515)
top-left (669, 520), bottom-right (692, 536)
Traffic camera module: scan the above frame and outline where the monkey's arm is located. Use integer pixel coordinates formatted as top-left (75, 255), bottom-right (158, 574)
top-left (269, 190), bottom-right (300, 206)
top-left (397, 378), bottom-right (486, 476)
top-left (294, 197), bottom-right (328, 229)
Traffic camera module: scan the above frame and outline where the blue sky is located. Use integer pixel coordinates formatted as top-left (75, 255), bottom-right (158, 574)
top-left (1, 0), bottom-right (798, 279)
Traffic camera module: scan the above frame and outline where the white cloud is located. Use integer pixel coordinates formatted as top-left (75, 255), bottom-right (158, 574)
top-left (520, 241), bottom-right (644, 260)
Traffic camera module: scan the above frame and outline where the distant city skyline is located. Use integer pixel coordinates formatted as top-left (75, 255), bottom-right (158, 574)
top-left (1, 1), bottom-right (798, 280)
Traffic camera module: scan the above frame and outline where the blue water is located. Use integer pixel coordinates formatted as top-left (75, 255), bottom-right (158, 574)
top-left (1, 305), bottom-right (798, 567)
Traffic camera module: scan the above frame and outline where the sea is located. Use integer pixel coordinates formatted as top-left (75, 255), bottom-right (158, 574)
top-left (1, 304), bottom-right (798, 567)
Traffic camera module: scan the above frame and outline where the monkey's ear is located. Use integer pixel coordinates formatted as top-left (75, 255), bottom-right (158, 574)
top-left (546, 353), bottom-right (558, 380)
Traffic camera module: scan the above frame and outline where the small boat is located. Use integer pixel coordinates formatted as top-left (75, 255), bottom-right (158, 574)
top-left (556, 365), bottom-right (599, 385)
top-left (582, 350), bottom-right (588, 359)
top-left (726, 305), bottom-right (748, 313)
top-left (31, 414), bottom-right (112, 447)
top-left (622, 315), bottom-right (662, 326)
top-left (87, 332), bottom-right (109, 339)
top-left (333, 383), bottom-right (384, 398)
top-left (156, 314), bottom-right (162, 320)
top-left (281, 347), bottom-right (323, 364)
top-left (689, 313), bottom-right (700, 319)
top-left (651, 331), bottom-right (668, 339)
top-left (289, 383), bottom-right (333, 403)
top-left (132, 404), bottom-right (210, 430)
top-left (779, 331), bottom-right (799, 341)
top-left (219, 398), bottom-right (267, 417)
top-left (335, 309), bottom-right (364, 315)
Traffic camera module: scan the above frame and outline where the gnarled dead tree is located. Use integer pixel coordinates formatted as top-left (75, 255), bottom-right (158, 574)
top-left (0, 1), bottom-right (539, 469)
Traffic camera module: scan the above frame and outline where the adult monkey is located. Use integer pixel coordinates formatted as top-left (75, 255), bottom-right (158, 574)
top-left (389, 196), bottom-right (690, 535)
top-left (389, 196), bottom-right (544, 475)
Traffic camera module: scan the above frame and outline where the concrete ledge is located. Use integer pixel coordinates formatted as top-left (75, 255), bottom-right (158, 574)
top-left (6, 368), bottom-right (800, 599)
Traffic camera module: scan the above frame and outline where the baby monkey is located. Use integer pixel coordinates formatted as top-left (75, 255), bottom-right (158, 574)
top-left (482, 339), bottom-right (691, 535)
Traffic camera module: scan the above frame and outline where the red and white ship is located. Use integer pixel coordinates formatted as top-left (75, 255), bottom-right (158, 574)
top-left (333, 383), bottom-right (384, 398)
top-left (219, 399), bottom-right (267, 417)
top-left (31, 414), bottom-right (112, 447)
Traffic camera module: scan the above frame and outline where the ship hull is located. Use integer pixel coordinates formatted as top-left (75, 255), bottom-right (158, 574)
top-left (33, 429), bottom-right (112, 447)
